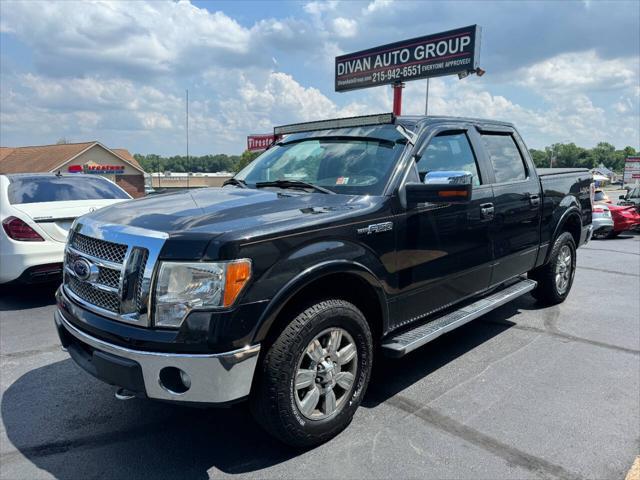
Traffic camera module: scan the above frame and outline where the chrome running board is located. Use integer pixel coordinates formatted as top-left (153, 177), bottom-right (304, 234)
top-left (382, 279), bottom-right (537, 357)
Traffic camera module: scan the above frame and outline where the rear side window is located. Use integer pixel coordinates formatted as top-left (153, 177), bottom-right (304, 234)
top-left (8, 176), bottom-right (130, 204)
top-left (417, 132), bottom-right (482, 185)
top-left (481, 134), bottom-right (527, 183)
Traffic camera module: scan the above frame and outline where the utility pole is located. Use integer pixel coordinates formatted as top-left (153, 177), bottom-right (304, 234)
top-left (186, 89), bottom-right (190, 188)
top-left (425, 78), bottom-right (430, 115)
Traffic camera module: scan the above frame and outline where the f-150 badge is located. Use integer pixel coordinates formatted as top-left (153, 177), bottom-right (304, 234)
top-left (357, 222), bottom-right (393, 235)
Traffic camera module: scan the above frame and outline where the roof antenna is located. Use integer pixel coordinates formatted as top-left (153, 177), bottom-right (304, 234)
top-left (55, 170), bottom-right (62, 177)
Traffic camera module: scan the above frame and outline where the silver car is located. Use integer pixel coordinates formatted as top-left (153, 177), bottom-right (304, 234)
top-left (592, 204), bottom-right (614, 238)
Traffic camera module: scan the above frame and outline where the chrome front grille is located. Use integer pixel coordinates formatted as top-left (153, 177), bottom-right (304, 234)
top-left (71, 232), bottom-right (128, 264)
top-left (67, 276), bottom-right (121, 313)
top-left (97, 267), bottom-right (121, 289)
top-left (63, 221), bottom-right (166, 327)
top-left (135, 250), bottom-right (149, 311)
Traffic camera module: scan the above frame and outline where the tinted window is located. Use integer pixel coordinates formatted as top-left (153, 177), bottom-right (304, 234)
top-left (481, 134), bottom-right (527, 183)
top-left (236, 138), bottom-right (404, 195)
top-left (416, 132), bottom-right (481, 185)
top-left (8, 176), bottom-right (130, 204)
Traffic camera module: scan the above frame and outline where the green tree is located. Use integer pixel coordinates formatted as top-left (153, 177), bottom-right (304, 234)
top-left (236, 150), bottom-right (261, 172)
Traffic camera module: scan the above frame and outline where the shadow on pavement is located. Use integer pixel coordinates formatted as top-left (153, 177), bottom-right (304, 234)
top-left (0, 282), bottom-right (59, 311)
top-left (2, 292), bottom-right (539, 477)
top-left (363, 300), bottom-right (526, 408)
top-left (2, 360), bottom-right (296, 479)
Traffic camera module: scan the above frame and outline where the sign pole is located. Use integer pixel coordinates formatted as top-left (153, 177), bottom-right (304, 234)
top-left (392, 82), bottom-right (404, 116)
top-left (425, 78), bottom-right (430, 115)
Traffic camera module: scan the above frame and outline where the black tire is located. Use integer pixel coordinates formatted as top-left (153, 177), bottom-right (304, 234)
top-left (529, 231), bottom-right (576, 305)
top-left (250, 299), bottom-right (373, 448)
top-left (605, 230), bottom-right (621, 239)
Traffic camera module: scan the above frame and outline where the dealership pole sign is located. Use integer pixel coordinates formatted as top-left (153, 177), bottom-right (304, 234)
top-left (335, 25), bottom-right (481, 92)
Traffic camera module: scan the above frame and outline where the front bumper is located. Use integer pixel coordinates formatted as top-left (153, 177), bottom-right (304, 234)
top-left (55, 309), bottom-right (260, 404)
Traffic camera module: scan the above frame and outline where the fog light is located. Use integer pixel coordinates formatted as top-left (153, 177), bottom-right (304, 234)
top-left (158, 367), bottom-right (191, 394)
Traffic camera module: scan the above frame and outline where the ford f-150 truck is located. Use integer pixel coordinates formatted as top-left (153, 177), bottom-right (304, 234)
top-left (55, 113), bottom-right (593, 447)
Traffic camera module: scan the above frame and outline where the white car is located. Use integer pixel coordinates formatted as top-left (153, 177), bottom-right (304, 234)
top-left (0, 173), bottom-right (131, 284)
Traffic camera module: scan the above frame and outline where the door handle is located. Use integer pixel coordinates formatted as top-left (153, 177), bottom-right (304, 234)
top-left (529, 194), bottom-right (541, 207)
top-left (480, 202), bottom-right (494, 220)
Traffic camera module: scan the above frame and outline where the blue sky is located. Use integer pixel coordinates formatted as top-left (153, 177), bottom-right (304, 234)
top-left (1, 0), bottom-right (638, 156)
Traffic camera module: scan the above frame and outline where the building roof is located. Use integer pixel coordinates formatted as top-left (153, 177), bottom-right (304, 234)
top-left (0, 142), bottom-right (143, 174)
top-left (112, 148), bottom-right (142, 170)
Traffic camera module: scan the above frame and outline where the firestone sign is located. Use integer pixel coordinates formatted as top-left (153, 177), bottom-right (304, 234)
top-left (247, 134), bottom-right (281, 152)
top-left (335, 25), bottom-right (481, 92)
top-left (68, 164), bottom-right (125, 174)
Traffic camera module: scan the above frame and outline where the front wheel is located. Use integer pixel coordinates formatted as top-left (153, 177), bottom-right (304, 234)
top-left (529, 231), bottom-right (576, 305)
top-left (250, 299), bottom-right (373, 448)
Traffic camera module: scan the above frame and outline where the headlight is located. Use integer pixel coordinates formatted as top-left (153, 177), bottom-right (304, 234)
top-left (153, 259), bottom-right (251, 328)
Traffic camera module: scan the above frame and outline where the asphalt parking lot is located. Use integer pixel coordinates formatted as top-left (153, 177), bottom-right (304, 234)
top-left (1, 234), bottom-right (639, 480)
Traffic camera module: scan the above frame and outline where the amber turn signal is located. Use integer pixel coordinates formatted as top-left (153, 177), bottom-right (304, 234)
top-left (438, 190), bottom-right (468, 198)
top-left (223, 260), bottom-right (252, 307)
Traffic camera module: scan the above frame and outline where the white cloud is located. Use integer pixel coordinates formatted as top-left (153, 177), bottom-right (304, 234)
top-left (518, 50), bottom-right (639, 95)
top-left (331, 17), bottom-right (358, 38)
top-left (364, 0), bottom-right (394, 15)
top-left (303, 1), bottom-right (338, 16)
top-left (0, 0), bottom-right (638, 155)
top-left (0, 1), bottom-right (259, 77)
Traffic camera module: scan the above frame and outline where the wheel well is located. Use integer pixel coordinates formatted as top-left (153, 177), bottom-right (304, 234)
top-left (562, 213), bottom-right (582, 246)
top-left (263, 272), bottom-right (385, 347)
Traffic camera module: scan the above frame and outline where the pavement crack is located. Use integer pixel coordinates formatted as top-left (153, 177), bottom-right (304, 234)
top-left (0, 422), bottom-right (161, 464)
top-left (482, 320), bottom-right (640, 356)
top-left (582, 247), bottom-right (640, 256)
top-left (387, 395), bottom-right (582, 480)
top-left (577, 266), bottom-right (640, 277)
top-left (0, 345), bottom-right (62, 360)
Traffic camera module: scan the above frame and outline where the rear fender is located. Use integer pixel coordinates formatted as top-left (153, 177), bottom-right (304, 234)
top-left (545, 202), bottom-right (582, 263)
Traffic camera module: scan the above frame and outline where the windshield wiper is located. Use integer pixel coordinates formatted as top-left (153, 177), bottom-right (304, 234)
top-left (255, 180), bottom-right (335, 195)
top-left (222, 178), bottom-right (248, 188)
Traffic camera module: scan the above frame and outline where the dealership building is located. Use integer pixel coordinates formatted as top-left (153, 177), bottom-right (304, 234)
top-left (0, 141), bottom-right (146, 197)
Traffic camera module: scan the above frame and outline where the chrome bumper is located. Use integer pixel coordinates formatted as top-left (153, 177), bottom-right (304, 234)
top-left (55, 309), bottom-right (260, 404)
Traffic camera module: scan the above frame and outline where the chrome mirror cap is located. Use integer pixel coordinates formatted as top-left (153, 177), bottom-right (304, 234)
top-left (424, 170), bottom-right (473, 185)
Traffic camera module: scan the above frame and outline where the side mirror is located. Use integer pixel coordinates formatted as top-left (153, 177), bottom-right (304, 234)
top-left (406, 171), bottom-right (473, 208)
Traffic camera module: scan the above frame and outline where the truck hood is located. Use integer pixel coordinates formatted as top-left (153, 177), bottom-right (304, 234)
top-left (87, 187), bottom-right (378, 238)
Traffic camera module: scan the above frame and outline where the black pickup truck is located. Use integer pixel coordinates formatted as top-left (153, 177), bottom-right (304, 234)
top-left (55, 114), bottom-right (593, 447)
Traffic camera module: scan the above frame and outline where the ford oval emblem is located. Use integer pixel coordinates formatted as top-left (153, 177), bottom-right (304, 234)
top-left (72, 258), bottom-right (93, 281)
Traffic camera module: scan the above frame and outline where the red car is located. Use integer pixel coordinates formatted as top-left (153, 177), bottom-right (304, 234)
top-left (605, 204), bottom-right (640, 238)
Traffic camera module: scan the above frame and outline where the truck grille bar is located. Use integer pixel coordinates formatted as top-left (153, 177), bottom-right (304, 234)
top-left (62, 219), bottom-right (167, 327)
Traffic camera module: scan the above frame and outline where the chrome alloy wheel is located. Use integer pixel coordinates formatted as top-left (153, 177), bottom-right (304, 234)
top-left (555, 245), bottom-right (573, 295)
top-left (294, 328), bottom-right (358, 420)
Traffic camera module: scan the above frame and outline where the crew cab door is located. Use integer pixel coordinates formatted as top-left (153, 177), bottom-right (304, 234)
top-left (395, 127), bottom-right (495, 324)
top-left (476, 127), bottom-right (542, 284)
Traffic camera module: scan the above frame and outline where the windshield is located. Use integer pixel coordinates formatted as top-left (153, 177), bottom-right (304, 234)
top-left (235, 137), bottom-right (404, 195)
top-left (8, 176), bottom-right (130, 204)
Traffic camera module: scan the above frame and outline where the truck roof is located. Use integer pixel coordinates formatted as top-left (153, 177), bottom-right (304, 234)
top-left (396, 115), bottom-right (515, 130)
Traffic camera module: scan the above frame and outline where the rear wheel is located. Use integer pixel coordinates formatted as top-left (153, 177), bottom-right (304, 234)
top-left (529, 231), bottom-right (576, 305)
top-left (250, 299), bottom-right (373, 447)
